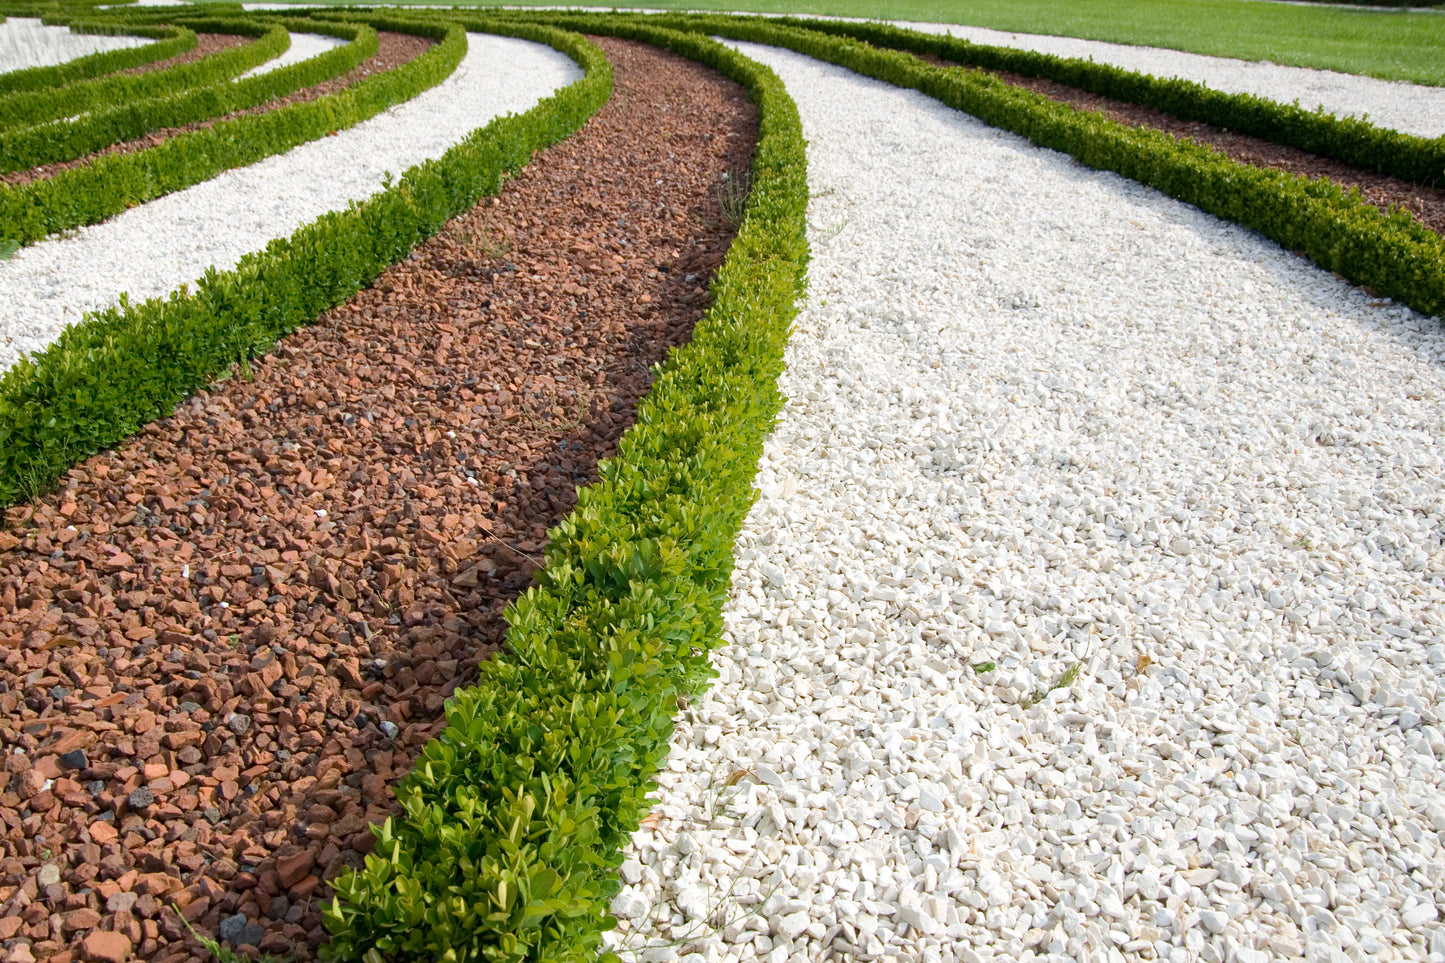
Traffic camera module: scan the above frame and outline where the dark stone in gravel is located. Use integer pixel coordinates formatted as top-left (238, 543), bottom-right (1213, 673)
top-left (58, 750), bottom-right (88, 770)
top-left (218, 912), bottom-right (265, 946)
top-left (127, 786), bottom-right (154, 811)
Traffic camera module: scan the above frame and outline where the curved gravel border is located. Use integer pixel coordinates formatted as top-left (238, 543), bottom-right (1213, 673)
top-left (604, 40), bottom-right (1445, 963)
top-left (234, 29), bottom-right (346, 80)
top-left (0, 16), bottom-right (149, 74)
top-left (0, 32), bottom-right (580, 373)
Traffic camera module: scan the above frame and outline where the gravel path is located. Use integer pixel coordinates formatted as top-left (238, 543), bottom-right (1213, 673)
top-left (899, 19), bottom-right (1445, 139)
top-left (0, 33), bottom-right (580, 374)
top-left (605, 40), bottom-right (1445, 963)
top-left (233, 30), bottom-right (346, 81)
top-left (0, 17), bottom-right (148, 74)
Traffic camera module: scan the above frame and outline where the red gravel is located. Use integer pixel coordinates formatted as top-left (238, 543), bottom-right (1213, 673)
top-left (0, 36), bottom-right (757, 962)
top-left (120, 32), bottom-right (251, 77)
top-left (3, 32), bottom-right (434, 188)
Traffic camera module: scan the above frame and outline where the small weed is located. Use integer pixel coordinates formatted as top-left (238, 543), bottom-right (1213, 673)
top-left (466, 227), bottom-right (511, 259)
top-left (0, 239), bottom-right (19, 260)
top-left (971, 661), bottom-right (996, 673)
top-left (179, 914), bottom-right (290, 963)
top-left (811, 216), bottom-right (851, 246)
top-left (700, 766), bottom-right (754, 822)
top-left (717, 168), bottom-right (751, 228)
top-left (1020, 662), bottom-right (1081, 709)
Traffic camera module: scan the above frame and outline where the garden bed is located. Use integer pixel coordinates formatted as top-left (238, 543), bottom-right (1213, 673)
top-left (1, 31), bottom-right (429, 189)
top-left (0, 34), bottom-right (757, 963)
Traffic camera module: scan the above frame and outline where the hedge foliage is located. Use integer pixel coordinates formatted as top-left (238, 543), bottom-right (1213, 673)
top-left (758, 14), bottom-right (1445, 188)
top-left (0, 19), bottom-right (193, 96)
top-left (0, 17), bottom-right (286, 133)
top-left (0, 16), bottom-right (599, 508)
top-left (0, 15), bottom-right (463, 246)
top-left (315, 17), bottom-right (808, 963)
top-left (0, 18), bottom-right (376, 173)
top-left (652, 14), bottom-right (1444, 320)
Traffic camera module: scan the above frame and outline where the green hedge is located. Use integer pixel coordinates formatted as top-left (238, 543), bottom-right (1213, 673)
top-left (657, 14), bottom-right (1444, 320)
top-left (0, 20), bottom-right (194, 96)
top-left (0, 18), bottom-right (377, 174)
top-left (0, 18), bottom-right (606, 508)
top-left (316, 18), bottom-right (808, 963)
top-left (706, 13), bottom-right (1445, 189)
top-left (0, 15), bottom-right (463, 247)
top-left (0, 18), bottom-right (287, 133)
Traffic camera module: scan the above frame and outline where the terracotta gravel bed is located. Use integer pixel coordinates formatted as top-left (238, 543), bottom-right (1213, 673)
top-left (119, 32), bottom-right (251, 78)
top-left (0, 36), bottom-right (756, 963)
top-left (922, 54), bottom-right (1445, 238)
top-left (2, 31), bottom-right (434, 188)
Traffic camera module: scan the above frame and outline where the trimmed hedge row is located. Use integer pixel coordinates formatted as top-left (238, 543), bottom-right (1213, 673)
top-left (698, 12), bottom-right (1445, 189)
top-left (0, 17), bottom-right (287, 133)
top-left (0, 17), bottom-right (607, 509)
top-left (0, 14), bottom-right (463, 247)
top-left (656, 14), bottom-right (1444, 320)
top-left (0, 17), bottom-right (377, 174)
top-left (0, 20), bottom-right (193, 96)
top-left (316, 17), bottom-right (809, 963)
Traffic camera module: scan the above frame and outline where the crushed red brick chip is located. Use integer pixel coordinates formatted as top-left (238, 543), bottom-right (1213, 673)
top-left (0, 36), bottom-right (758, 962)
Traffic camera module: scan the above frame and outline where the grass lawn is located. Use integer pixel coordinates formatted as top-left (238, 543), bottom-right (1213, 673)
top-left (239, 0), bottom-right (1445, 86)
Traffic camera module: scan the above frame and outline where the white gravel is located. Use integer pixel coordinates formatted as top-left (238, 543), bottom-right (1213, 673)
top-left (0, 17), bottom-right (149, 74)
top-left (0, 33), bottom-right (580, 374)
top-left (234, 30), bottom-right (346, 81)
top-left (605, 41), bottom-right (1445, 963)
top-left (899, 19), bottom-right (1445, 139)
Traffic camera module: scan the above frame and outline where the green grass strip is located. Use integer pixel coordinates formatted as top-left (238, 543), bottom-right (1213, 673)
top-left (0, 18), bottom-right (605, 510)
top-left (758, 14), bottom-right (1445, 188)
top-left (0, 14), bottom-right (463, 248)
top-left (665, 14), bottom-right (1445, 321)
top-left (0, 18), bottom-right (377, 174)
top-left (317, 16), bottom-right (809, 962)
top-left (0, 20), bottom-right (195, 96)
top-left (0, 17), bottom-right (288, 133)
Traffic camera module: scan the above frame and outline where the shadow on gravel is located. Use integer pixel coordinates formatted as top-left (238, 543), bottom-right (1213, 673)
top-left (0, 37), bottom-right (756, 962)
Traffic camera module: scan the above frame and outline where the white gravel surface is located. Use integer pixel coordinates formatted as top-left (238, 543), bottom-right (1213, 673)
top-left (900, 19), bottom-right (1445, 139)
top-left (0, 33), bottom-right (580, 374)
top-left (234, 30), bottom-right (346, 81)
top-left (0, 17), bottom-right (149, 74)
top-left (605, 41), bottom-right (1445, 963)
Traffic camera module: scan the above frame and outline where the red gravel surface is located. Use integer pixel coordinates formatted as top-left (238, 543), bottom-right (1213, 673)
top-left (3, 32), bottom-right (433, 188)
top-left (120, 32), bottom-right (251, 77)
top-left (0, 36), bottom-right (757, 962)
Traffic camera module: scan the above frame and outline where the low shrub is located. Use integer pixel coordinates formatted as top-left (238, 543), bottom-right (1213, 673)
top-left (316, 17), bottom-right (809, 963)
top-left (763, 14), bottom-right (1445, 187)
top-left (655, 14), bottom-right (1444, 320)
top-left (0, 17), bottom-right (286, 132)
top-left (0, 14), bottom-right (463, 245)
top-left (0, 17), bottom-right (377, 173)
top-left (0, 19), bottom-right (194, 95)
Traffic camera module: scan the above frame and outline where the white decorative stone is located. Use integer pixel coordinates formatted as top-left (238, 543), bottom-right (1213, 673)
top-left (604, 33), bottom-right (1445, 963)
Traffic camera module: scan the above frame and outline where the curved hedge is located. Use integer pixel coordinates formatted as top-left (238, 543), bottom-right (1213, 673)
top-left (0, 15), bottom-right (463, 247)
top-left (0, 18), bottom-right (377, 174)
top-left (649, 14), bottom-right (1443, 321)
top-left (317, 17), bottom-right (809, 963)
top-left (0, 18), bottom-right (606, 509)
top-left (758, 14), bottom-right (1445, 188)
top-left (0, 17), bottom-right (287, 133)
top-left (0, 19), bottom-right (194, 96)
